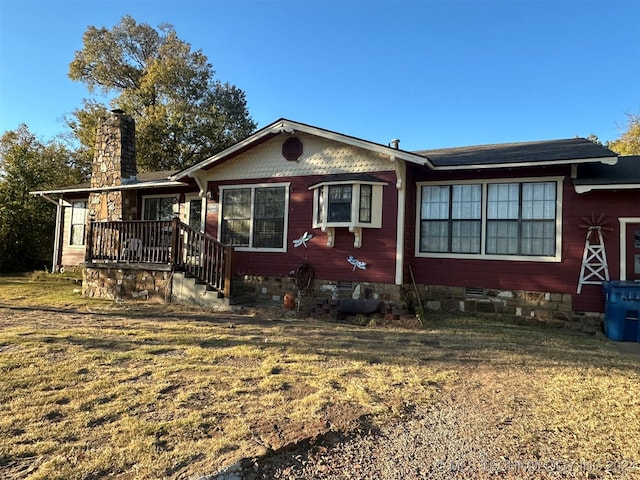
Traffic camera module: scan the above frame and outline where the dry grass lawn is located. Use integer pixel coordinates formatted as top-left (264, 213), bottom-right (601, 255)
top-left (0, 274), bottom-right (639, 479)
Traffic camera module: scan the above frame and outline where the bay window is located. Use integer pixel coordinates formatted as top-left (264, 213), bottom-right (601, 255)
top-left (310, 177), bottom-right (385, 248)
top-left (311, 181), bottom-right (383, 229)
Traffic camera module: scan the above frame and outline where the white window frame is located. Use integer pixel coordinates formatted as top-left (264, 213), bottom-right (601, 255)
top-left (310, 181), bottom-right (385, 230)
top-left (619, 217), bottom-right (640, 280)
top-left (183, 193), bottom-right (205, 232)
top-left (218, 182), bottom-right (290, 253)
top-left (141, 194), bottom-right (179, 221)
top-left (415, 176), bottom-right (563, 262)
top-left (69, 200), bottom-right (87, 246)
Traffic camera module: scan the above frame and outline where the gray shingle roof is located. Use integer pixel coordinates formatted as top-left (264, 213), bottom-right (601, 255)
top-left (30, 170), bottom-right (182, 195)
top-left (414, 138), bottom-right (617, 167)
top-left (574, 156), bottom-right (640, 185)
top-left (46, 170), bottom-right (179, 192)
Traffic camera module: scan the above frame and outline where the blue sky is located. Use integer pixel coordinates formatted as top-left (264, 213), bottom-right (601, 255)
top-left (1, 0), bottom-right (639, 152)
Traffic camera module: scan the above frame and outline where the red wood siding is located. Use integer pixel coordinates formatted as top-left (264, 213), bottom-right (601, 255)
top-left (208, 172), bottom-right (399, 284)
top-left (566, 188), bottom-right (639, 311)
top-left (405, 164), bottom-right (640, 312)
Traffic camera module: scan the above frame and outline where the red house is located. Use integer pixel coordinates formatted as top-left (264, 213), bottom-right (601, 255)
top-left (32, 112), bottom-right (640, 329)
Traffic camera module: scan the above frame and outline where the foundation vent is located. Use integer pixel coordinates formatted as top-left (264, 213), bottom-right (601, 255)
top-left (465, 287), bottom-right (485, 297)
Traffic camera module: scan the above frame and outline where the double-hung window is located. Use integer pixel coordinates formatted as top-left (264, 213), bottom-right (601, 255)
top-left (219, 183), bottom-right (289, 251)
top-left (70, 201), bottom-right (87, 246)
top-left (418, 178), bottom-right (561, 261)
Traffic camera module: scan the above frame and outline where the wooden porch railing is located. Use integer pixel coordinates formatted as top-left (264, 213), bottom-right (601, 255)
top-left (85, 219), bottom-right (233, 298)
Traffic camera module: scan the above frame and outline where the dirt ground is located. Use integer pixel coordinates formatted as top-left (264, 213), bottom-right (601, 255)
top-left (1, 304), bottom-right (640, 480)
top-left (224, 361), bottom-right (640, 480)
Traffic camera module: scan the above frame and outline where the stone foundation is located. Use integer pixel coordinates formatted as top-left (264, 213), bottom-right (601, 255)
top-left (81, 266), bottom-right (603, 332)
top-left (419, 284), bottom-right (603, 332)
top-left (83, 265), bottom-right (172, 302)
top-left (240, 274), bottom-right (405, 309)
top-left (238, 275), bottom-right (603, 332)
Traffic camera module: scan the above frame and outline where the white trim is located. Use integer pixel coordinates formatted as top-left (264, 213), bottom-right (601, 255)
top-left (52, 198), bottom-right (64, 271)
top-left (619, 217), bottom-right (640, 280)
top-left (192, 172), bottom-right (208, 198)
top-left (394, 160), bottom-right (407, 285)
top-left (218, 182), bottom-right (290, 253)
top-left (173, 119), bottom-right (621, 181)
top-left (183, 193), bottom-right (205, 232)
top-left (419, 176), bottom-right (564, 186)
top-left (575, 184), bottom-right (640, 194)
top-left (415, 176), bottom-right (563, 262)
top-left (69, 200), bottom-right (88, 246)
top-left (30, 180), bottom-right (186, 196)
top-left (173, 119), bottom-right (431, 180)
top-left (431, 156), bottom-right (618, 171)
top-left (308, 180), bottom-right (387, 190)
top-left (310, 183), bottom-right (384, 234)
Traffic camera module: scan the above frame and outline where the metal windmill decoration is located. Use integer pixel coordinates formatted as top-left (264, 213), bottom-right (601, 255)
top-left (577, 213), bottom-right (613, 294)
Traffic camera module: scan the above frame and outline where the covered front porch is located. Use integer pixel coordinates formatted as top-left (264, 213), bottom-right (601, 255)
top-left (83, 219), bottom-right (234, 301)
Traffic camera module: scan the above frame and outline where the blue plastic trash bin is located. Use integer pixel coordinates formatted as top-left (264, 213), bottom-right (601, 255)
top-left (602, 281), bottom-right (640, 342)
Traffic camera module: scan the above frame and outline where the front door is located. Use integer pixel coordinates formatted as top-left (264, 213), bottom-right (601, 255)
top-left (183, 196), bottom-right (203, 232)
top-left (622, 220), bottom-right (640, 281)
top-left (182, 195), bottom-right (204, 264)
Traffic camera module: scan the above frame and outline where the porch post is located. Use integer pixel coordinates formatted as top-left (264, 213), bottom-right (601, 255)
top-left (85, 220), bottom-right (94, 263)
top-left (51, 198), bottom-right (64, 272)
top-left (170, 217), bottom-right (180, 265)
top-left (223, 245), bottom-right (234, 299)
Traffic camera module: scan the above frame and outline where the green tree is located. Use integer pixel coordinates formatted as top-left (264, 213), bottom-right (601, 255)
top-left (607, 114), bottom-right (640, 155)
top-left (68, 15), bottom-right (257, 172)
top-left (0, 126), bottom-right (79, 272)
top-left (64, 99), bottom-right (108, 179)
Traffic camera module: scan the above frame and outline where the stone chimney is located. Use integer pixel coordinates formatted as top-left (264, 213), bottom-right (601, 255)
top-left (88, 109), bottom-right (138, 221)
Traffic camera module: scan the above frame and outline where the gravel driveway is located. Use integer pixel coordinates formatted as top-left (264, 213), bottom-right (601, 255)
top-left (217, 373), bottom-right (640, 480)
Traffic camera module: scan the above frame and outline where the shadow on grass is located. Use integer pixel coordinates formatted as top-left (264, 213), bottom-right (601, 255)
top-left (1, 304), bottom-right (637, 373)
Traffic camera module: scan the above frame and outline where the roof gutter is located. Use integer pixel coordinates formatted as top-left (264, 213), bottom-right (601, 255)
top-left (574, 183), bottom-right (640, 194)
top-left (34, 192), bottom-right (61, 206)
top-left (429, 156), bottom-right (618, 171)
top-left (30, 180), bottom-right (187, 196)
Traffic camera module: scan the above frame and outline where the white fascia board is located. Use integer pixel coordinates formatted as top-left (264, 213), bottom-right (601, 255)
top-left (33, 192), bottom-right (60, 206)
top-left (431, 156), bottom-right (619, 171)
top-left (30, 180), bottom-right (187, 196)
top-left (308, 180), bottom-right (388, 190)
top-left (171, 119), bottom-right (433, 181)
top-left (283, 121), bottom-right (433, 168)
top-left (575, 183), bottom-right (640, 194)
top-left (172, 126), bottom-right (280, 180)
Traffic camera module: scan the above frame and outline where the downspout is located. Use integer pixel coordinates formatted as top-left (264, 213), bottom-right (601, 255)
top-left (192, 172), bottom-right (209, 232)
top-left (390, 143), bottom-right (406, 286)
top-left (192, 172), bottom-right (208, 198)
